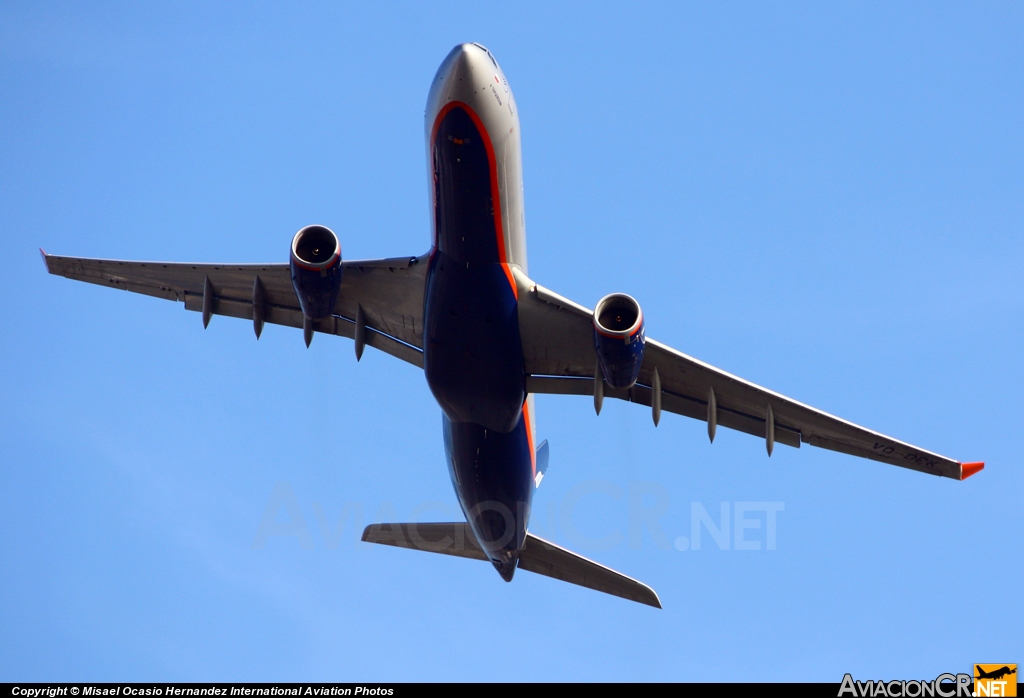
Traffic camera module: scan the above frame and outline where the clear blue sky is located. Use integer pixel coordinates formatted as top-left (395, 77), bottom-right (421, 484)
top-left (2, 1), bottom-right (1021, 682)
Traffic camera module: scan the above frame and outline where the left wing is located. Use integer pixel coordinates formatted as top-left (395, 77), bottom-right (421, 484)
top-left (42, 251), bottom-right (428, 367)
top-left (512, 268), bottom-right (982, 481)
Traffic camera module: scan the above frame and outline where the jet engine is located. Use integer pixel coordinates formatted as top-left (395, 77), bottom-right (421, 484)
top-left (290, 225), bottom-right (343, 321)
top-left (593, 293), bottom-right (646, 389)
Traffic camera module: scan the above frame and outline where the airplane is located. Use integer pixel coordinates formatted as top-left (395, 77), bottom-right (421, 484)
top-left (976, 666), bottom-right (1016, 681)
top-left (42, 43), bottom-right (984, 609)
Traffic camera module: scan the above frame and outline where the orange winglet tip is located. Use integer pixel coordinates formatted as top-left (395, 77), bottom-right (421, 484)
top-left (960, 461), bottom-right (985, 480)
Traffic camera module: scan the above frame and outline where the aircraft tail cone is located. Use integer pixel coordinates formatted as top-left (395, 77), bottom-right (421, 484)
top-left (493, 557), bottom-right (517, 582)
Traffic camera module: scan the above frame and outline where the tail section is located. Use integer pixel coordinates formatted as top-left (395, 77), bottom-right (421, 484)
top-left (362, 522), bottom-right (661, 608)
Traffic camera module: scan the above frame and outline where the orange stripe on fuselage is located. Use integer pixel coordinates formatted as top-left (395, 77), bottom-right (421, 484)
top-left (501, 263), bottom-right (518, 299)
top-left (522, 398), bottom-right (535, 478)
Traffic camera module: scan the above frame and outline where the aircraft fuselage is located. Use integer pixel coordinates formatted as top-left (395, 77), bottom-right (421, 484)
top-left (422, 44), bottom-right (535, 581)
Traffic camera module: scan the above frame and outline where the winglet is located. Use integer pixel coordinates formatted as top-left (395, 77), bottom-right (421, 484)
top-left (960, 461), bottom-right (984, 480)
top-left (39, 248), bottom-right (50, 271)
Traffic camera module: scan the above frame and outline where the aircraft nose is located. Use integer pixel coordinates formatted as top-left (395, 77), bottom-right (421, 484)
top-left (440, 42), bottom-right (494, 83)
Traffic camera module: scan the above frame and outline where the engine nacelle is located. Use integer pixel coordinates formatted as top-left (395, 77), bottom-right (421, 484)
top-left (290, 225), bottom-right (342, 320)
top-left (593, 293), bottom-right (646, 389)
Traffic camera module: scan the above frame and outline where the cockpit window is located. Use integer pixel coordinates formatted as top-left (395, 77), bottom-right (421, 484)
top-left (472, 42), bottom-right (499, 69)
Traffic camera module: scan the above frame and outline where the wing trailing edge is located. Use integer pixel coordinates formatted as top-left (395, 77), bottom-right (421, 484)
top-left (41, 250), bottom-right (428, 367)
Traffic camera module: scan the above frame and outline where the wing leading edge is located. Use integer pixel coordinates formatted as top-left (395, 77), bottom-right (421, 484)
top-left (512, 268), bottom-right (982, 481)
top-left (42, 250), bottom-right (428, 367)
top-left (42, 252), bottom-right (983, 479)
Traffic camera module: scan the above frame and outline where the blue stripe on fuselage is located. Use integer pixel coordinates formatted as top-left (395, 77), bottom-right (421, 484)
top-left (426, 104), bottom-right (532, 580)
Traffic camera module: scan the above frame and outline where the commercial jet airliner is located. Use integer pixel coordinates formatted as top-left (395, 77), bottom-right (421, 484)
top-left (43, 43), bottom-right (983, 608)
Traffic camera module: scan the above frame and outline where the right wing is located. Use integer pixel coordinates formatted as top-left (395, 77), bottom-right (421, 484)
top-left (513, 268), bottom-right (982, 481)
top-left (42, 251), bottom-right (428, 367)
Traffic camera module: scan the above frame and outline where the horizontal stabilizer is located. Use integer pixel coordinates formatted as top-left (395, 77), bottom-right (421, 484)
top-left (361, 522), bottom-right (661, 608)
top-left (361, 522), bottom-right (487, 561)
top-left (519, 532), bottom-right (661, 608)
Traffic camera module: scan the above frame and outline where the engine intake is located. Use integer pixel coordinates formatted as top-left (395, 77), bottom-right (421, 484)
top-left (290, 225), bottom-right (342, 320)
top-left (593, 293), bottom-right (646, 389)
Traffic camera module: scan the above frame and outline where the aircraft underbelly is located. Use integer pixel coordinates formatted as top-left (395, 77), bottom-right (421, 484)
top-left (423, 101), bottom-right (533, 578)
top-left (424, 255), bottom-right (524, 430)
top-left (442, 415), bottom-right (533, 579)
